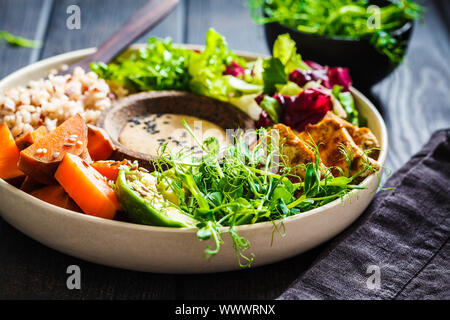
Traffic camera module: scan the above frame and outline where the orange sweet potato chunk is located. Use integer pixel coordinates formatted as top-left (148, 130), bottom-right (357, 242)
top-left (15, 126), bottom-right (48, 150)
top-left (0, 122), bottom-right (24, 180)
top-left (18, 114), bottom-right (88, 184)
top-left (87, 124), bottom-right (115, 161)
top-left (55, 153), bottom-right (119, 219)
top-left (31, 185), bottom-right (81, 212)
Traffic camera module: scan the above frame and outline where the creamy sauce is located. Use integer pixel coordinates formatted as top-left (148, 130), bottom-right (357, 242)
top-left (119, 113), bottom-right (227, 156)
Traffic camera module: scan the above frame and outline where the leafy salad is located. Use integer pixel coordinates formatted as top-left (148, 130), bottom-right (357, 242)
top-left (248, 0), bottom-right (423, 63)
top-left (91, 29), bottom-right (362, 130)
top-left (89, 30), bottom-right (382, 265)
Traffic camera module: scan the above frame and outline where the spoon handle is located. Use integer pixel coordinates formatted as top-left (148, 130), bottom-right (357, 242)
top-left (60, 0), bottom-right (178, 75)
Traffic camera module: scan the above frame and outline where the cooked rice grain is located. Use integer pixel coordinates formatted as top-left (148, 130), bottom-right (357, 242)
top-left (0, 67), bottom-right (113, 139)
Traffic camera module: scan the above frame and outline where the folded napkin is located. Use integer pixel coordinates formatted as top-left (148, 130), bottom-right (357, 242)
top-left (278, 129), bottom-right (450, 300)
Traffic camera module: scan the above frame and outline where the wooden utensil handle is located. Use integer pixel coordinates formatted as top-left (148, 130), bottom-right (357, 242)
top-left (61, 0), bottom-right (178, 74)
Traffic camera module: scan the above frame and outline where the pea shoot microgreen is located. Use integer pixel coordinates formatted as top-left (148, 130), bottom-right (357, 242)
top-left (153, 122), bottom-right (382, 266)
top-left (0, 31), bottom-right (41, 48)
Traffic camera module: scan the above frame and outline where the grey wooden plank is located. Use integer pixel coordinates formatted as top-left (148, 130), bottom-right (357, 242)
top-left (436, 0), bottom-right (449, 34)
top-left (40, 0), bottom-right (185, 60)
top-left (174, 245), bottom-right (326, 300)
top-left (0, 0), bottom-right (46, 78)
top-left (185, 0), bottom-right (269, 54)
top-left (372, 0), bottom-right (450, 172)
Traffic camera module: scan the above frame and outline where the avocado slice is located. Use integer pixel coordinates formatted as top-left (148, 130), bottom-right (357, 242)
top-left (115, 169), bottom-right (196, 228)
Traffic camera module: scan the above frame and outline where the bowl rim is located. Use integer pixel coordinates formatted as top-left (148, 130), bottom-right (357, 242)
top-left (0, 45), bottom-right (388, 235)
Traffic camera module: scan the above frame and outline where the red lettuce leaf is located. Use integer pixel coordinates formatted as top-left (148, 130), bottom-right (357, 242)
top-left (280, 88), bottom-right (332, 131)
top-left (255, 89), bottom-right (332, 131)
top-left (304, 60), bottom-right (324, 70)
top-left (223, 61), bottom-right (245, 78)
top-left (325, 67), bottom-right (352, 92)
top-left (289, 69), bottom-right (328, 87)
top-left (298, 61), bottom-right (352, 92)
top-left (256, 110), bottom-right (272, 128)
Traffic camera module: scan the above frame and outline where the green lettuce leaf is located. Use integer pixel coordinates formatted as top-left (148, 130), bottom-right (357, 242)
top-left (90, 37), bottom-right (191, 94)
top-left (226, 76), bottom-right (262, 93)
top-left (275, 81), bottom-right (303, 96)
top-left (331, 85), bottom-right (359, 126)
top-left (259, 95), bottom-right (282, 123)
top-left (262, 57), bottom-right (286, 95)
top-left (272, 33), bottom-right (310, 73)
top-left (188, 28), bottom-right (247, 101)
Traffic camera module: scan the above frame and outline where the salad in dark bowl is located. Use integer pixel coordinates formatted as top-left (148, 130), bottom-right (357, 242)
top-left (250, 0), bottom-right (423, 89)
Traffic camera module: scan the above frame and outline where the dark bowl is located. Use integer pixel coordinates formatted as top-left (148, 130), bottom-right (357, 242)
top-left (264, 0), bottom-right (414, 89)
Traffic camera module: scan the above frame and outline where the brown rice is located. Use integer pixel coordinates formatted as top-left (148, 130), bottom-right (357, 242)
top-left (0, 67), bottom-right (113, 139)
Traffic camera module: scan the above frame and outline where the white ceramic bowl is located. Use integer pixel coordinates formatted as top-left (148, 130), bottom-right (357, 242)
top-left (0, 47), bottom-right (387, 273)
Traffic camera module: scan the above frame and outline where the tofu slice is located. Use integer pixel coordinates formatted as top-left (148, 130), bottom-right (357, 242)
top-left (324, 112), bottom-right (380, 160)
top-left (298, 118), bottom-right (380, 181)
top-left (271, 123), bottom-right (317, 180)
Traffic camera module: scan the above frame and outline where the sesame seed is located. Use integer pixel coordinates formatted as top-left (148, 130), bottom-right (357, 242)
top-left (64, 143), bottom-right (75, 147)
top-left (67, 137), bottom-right (77, 143)
top-left (52, 152), bottom-right (60, 159)
top-left (76, 140), bottom-right (83, 146)
top-left (138, 190), bottom-right (149, 197)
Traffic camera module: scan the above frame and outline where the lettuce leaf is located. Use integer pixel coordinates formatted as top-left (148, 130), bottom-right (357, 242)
top-left (246, 57), bottom-right (264, 85)
top-left (262, 57), bottom-right (286, 95)
top-left (259, 95), bottom-right (282, 123)
top-left (331, 85), bottom-right (359, 126)
top-left (275, 81), bottom-right (303, 96)
top-left (262, 33), bottom-right (311, 95)
top-left (230, 93), bottom-right (262, 121)
top-left (90, 37), bottom-right (191, 94)
top-left (188, 28), bottom-right (247, 101)
top-left (226, 76), bottom-right (262, 93)
top-left (224, 61), bottom-right (245, 78)
top-left (272, 33), bottom-right (310, 73)
top-left (280, 88), bottom-right (332, 131)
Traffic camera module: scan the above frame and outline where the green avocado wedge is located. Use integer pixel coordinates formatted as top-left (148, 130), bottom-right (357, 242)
top-left (115, 169), bottom-right (197, 228)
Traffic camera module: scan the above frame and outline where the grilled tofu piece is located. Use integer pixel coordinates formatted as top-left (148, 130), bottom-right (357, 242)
top-left (271, 123), bottom-right (317, 180)
top-left (299, 118), bottom-right (379, 181)
top-left (349, 127), bottom-right (380, 160)
top-left (324, 112), bottom-right (380, 160)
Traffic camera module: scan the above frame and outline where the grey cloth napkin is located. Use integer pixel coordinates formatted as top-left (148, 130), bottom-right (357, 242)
top-left (278, 129), bottom-right (450, 300)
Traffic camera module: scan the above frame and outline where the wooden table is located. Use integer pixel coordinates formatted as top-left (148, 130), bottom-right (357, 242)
top-left (0, 0), bottom-right (448, 299)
